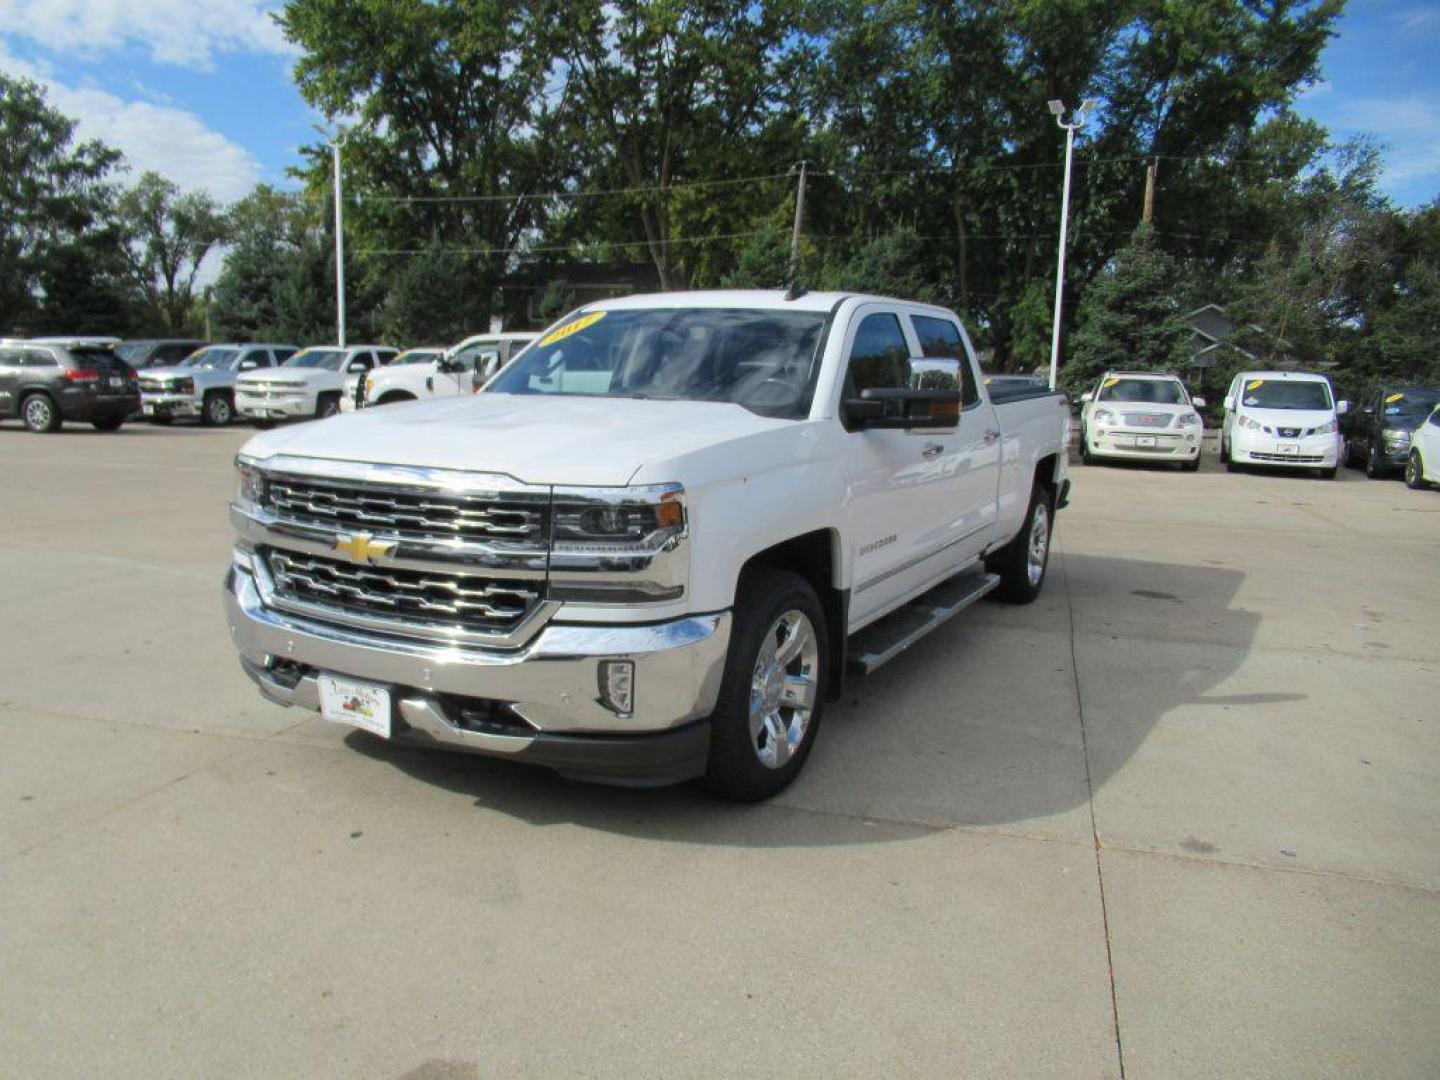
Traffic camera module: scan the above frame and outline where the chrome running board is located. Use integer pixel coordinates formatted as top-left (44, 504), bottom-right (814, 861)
top-left (847, 568), bottom-right (1000, 674)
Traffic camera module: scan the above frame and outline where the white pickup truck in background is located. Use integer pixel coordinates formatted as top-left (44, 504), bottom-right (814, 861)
top-left (224, 291), bottom-right (1070, 800)
top-left (359, 332), bottom-right (537, 407)
top-left (236, 344), bottom-right (397, 423)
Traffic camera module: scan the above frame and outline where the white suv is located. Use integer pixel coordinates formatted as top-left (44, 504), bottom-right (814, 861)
top-left (360, 332), bottom-right (537, 407)
top-left (1221, 370), bottom-right (1347, 479)
top-left (1078, 371), bottom-right (1205, 470)
top-left (236, 344), bottom-right (397, 423)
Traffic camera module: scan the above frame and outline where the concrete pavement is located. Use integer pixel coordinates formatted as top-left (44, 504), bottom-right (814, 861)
top-left (1, 421), bottom-right (1436, 1078)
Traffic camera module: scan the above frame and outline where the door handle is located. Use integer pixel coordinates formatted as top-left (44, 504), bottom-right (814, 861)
top-left (921, 442), bottom-right (943, 459)
top-left (983, 429), bottom-right (1001, 444)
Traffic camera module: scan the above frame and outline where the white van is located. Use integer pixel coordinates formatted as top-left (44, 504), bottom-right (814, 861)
top-left (1221, 370), bottom-right (1347, 479)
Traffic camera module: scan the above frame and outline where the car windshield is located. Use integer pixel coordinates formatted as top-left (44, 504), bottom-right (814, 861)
top-left (1097, 377), bottom-right (1186, 404)
top-left (285, 348), bottom-right (346, 370)
top-left (1381, 389), bottom-right (1440, 421)
top-left (394, 350), bottom-right (440, 366)
top-left (488, 307), bottom-right (830, 418)
top-left (185, 347), bottom-right (239, 369)
top-left (1240, 379), bottom-right (1332, 410)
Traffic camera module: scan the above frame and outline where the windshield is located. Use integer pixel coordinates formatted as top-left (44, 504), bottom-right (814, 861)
top-left (488, 308), bottom-right (829, 418)
top-left (184, 347), bottom-right (239, 370)
top-left (394, 350), bottom-right (440, 366)
top-left (285, 348), bottom-right (346, 370)
top-left (1381, 389), bottom-right (1440, 422)
top-left (1240, 378), bottom-right (1332, 411)
top-left (1097, 377), bottom-right (1187, 404)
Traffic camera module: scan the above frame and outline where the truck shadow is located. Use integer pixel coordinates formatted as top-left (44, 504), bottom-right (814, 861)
top-left (347, 553), bottom-right (1260, 848)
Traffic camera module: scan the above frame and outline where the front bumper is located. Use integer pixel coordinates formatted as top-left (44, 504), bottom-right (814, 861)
top-left (223, 558), bottom-right (729, 786)
top-left (1232, 429), bottom-right (1339, 468)
top-left (236, 391), bottom-right (315, 419)
top-left (140, 393), bottom-right (201, 418)
top-left (1088, 425), bottom-right (1200, 459)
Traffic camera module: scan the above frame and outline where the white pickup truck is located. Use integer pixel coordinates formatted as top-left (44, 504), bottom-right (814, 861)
top-left (359, 332), bottom-right (537, 408)
top-left (236, 344), bottom-right (397, 423)
top-left (224, 291), bottom-right (1071, 800)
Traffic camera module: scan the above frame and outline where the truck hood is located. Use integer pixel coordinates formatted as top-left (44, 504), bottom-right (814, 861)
top-left (240, 394), bottom-right (794, 487)
top-left (238, 368), bottom-right (339, 387)
top-left (142, 365), bottom-right (233, 386)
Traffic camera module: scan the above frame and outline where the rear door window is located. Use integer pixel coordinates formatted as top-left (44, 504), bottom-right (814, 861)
top-left (24, 349), bottom-right (59, 368)
top-left (910, 314), bottom-right (978, 406)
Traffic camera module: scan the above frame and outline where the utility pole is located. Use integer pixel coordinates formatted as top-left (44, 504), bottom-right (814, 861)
top-left (788, 160), bottom-right (808, 288)
top-left (1142, 160), bottom-right (1157, 224)
top-left (313, 122), bottom-right (349, 347)
top-left (1045, 99), bottom-right (1096, 391)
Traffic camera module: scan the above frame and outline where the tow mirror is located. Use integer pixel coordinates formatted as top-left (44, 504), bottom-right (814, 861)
top-left (238, 359), bottom-right (258, 371)
top-left (1336, 400), bottom-right (1349, 415)
top-left (1079, 391), bottom-right (1093, 404)
top-left (847, 387), bottom-right (961, 430)
top-left (347, 360), bottom-right (367, 373)
top-left (1223, 395), bottom-right (1235, 411)
top-left (1192, 395), bottom-right (1206, 408)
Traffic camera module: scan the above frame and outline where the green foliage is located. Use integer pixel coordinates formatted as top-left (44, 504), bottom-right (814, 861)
top-left (211, 186), bottom-right (314, 341)
top-left (378, 239), bottom-right (489, 345)
top-left (1065, 223), bottom-right (1191, 392)
top-left (118, 172), bottom-right (230, 334)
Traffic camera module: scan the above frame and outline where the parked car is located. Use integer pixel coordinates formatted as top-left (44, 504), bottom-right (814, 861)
top-left (0, 340), bottom-right (138, 432)
top-left (235, 344), bottom-right (397, 423)
top-left (115, 339), bottom-right (207, 370)
top-left (224, 290), bottom-right (1071, 800)
top-left (340, 347), bottom-right (443, 412)
top-left (1077, 371), bottom-right (1204, 470)
top-left (358, 333), bottom-right (536, 407)
top-left (139, 343), bottom-right (298, 426)
top-left (1341, 385), bottom-right (1440, 478)
top-left (1405, 404), bottom-right (1440, 490)
top-left (1220, 370), bottom-right (1346, 479)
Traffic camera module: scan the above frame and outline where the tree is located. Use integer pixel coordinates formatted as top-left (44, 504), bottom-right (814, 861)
top-left (1065, 223), bottom-right (1190, 392)
top-left (211, 186), bottom-right (314, 341)
top-left (118, 172), bottom-right (229, 334)
top-left (0, 74), bottom-right (129, 333)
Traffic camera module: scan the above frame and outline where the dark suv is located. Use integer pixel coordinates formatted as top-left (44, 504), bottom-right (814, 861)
top-left (1342, 385), bottom-right (1440, 478)
top-left (115, 339), bottom-right (206, 369)
top-left (0, 341), bottom-right (140, 433)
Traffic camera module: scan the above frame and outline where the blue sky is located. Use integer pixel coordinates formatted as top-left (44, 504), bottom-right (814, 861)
top-left (0, 0), bottom-right (1437, 208)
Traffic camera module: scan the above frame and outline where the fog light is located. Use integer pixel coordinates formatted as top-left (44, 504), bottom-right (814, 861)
top-left (598, 660), bottom-right (635, 716)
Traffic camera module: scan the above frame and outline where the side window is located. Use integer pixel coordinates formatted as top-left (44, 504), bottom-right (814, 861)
top-left (846, 313), bottom-right (911, 392)
top-left (911, 314), bottom-right (978, 406)
top-left (241, 350), bottom-right (269, 369)
top-left (24, 349), bottom-right (59, 368)
top-left (378, 350), bottom-right (398, 366)
top-left (274, 348), bottom-right (297, 364)
top-left (358, 351), bottom-right (377, 370)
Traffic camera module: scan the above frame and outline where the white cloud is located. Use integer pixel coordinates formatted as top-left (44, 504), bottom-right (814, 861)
top-left (1393, 7), bottom-right (1440, 34)
top-left (0, 0), bottom-right (295, 69)
top-left (1331, 95), bottom-right (1440, 179)
top-left (1, 44), bottom-right (261, 202)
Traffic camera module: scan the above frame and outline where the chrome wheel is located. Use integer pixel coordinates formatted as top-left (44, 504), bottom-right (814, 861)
top-left (205, 395), bottom-right (232, 425)
top-left (1026, 502), bottom-right (1051, 587)
top-left (23, 396), bottom-right (53, 431)
top-left (748, 609), bottom-right (819, 770)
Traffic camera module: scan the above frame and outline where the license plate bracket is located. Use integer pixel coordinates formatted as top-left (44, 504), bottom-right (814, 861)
top-left (1277, 443), bottom-right (1300, 456)
top-left (318, 674), bottom-right (392, 738)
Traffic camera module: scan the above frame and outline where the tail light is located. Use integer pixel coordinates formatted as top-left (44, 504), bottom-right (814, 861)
top-left (64, 369), bottom-right (101, 383)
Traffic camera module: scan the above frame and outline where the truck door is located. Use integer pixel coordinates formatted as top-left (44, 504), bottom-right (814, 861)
top-left (841, 306), bottom-right (980, 629)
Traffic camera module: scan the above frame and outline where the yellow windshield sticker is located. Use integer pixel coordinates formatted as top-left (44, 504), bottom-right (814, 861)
top-left (539, 310), bottom-right (606, 348)
top-left (1246, 379), bottom-right (1265, 390)
top-left (1103, 377), bottom-right (1119, 388)
top-left (1385, 392), bottom-right (1404, 403)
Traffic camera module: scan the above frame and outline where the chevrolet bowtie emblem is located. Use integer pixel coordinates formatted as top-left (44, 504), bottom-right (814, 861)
top-left (334, 532), bottom-right (397, 565)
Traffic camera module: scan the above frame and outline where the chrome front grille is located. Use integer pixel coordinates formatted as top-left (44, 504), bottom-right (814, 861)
top-left (1122, 412), bottom-right (1172, 427)
top-left (266, 476), bottom-right (547, 549)
top-left (264, 548), bottom-right (540, 633)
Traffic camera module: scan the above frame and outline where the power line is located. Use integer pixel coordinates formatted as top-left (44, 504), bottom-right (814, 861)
top-left (355, 229), bottom-right (772, 257)
top-left (360, 171), bottom-right (793, 206)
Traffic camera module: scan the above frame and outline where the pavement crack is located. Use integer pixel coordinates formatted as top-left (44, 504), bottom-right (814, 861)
top-left (1063, 546), bottom-right (1127, 1080)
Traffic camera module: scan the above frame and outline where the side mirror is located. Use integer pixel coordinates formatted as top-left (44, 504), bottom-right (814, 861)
top-left (848, 387), bottom-right (961, 430)
top-left (347, 360), bottom-right (367, 373)
top-left (1223, 395), bottom-right (1235, 411)
top-left (1079, 391), bottom-right (1093, 404)
top-left (1336, 400), bottom-right (1349, 415)
top-left (238, 359), bottom-right (258, 371)
top-left (1362, 405), bottom-right (1374, 415)
top-left (1191, 395), bottom-right (1206, 408)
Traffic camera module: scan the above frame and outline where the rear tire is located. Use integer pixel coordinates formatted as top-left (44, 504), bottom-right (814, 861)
top-left (201, 392), bottom-right (233, 426)
top-left (986, 480), bottom-right (1055, 604)
top-left (1406, 451), bottom-right (1428, 490)
top-left (91, 416), bottom-right (124, 432)
top-left (704, 567), bottom-right (828, 802)
top-left (21, 393), bottom-right (61, 433)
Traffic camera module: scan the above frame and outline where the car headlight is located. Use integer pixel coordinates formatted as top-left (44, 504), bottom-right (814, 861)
top-left (1093, 408), bottom-right (1115, 424)
top-left (1238, 414), bottom-right (1262, 430)
top-left (548, 484), bottom-right (687, 604)
top-left (235, 455), bottom-right (267, 507)
top-left (1176, 413), bottom-right (1201, 427)
top-left (176, 377), bottom-right (195, 395)
top-left (1381, 427), bottom-right (1411, 445)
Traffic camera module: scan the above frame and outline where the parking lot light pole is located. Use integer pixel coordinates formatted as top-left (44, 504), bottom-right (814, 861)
top-left (1046, 98), bottom-right (1095, 391)
top-left (313, 123), bottom-right (349, 348)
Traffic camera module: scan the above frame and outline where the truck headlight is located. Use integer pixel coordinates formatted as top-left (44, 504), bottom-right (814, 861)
top-left (549, 484), bottom-right (687, 604)
top-left (235, 455), bottom-right (267, 507)
top-left (176, 377), bottom-right (195, 395)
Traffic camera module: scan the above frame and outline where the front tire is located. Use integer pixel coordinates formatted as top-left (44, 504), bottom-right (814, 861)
top-left (1224, 439), bottom-right (1241, 473)
top-left (704, 567), bottom-right (828, 802)
top-left (1079, 429), bottom-right (1095, 465)
top-left (315, 394), bottom-right (341, 419)
top-left (1406, 451), bottom-right (1428, 490)
top-left (1182, 453), bottom-right (1201, 472)
top-left (1365, 445), bottom-right (1385, 479)
top-left (201, 393), bottom-right (233, 426)
top-left (987, 480), bottom-right (1055, 604)
top-left (1316, 466), bottom-right (1337, 480)
top-left (21, 393), bottom-right (61, 433)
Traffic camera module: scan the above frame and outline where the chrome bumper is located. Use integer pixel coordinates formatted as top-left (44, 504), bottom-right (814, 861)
top-left (140, 393), bottom-right (200, 415)
top-left (223, 556), bottom-right (731, 738)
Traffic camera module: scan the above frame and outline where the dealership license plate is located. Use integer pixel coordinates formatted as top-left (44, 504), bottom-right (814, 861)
top-left (1277, 443), bottom-right (1300, 456)
top-left (318, 674), bottom-right (392, 738)
top-left (108, 376), bottom-right (125, 388)
top-left (1135, 435), bottom-right (1157, 447)
top-left (142, 402), bottom-right (155, 414)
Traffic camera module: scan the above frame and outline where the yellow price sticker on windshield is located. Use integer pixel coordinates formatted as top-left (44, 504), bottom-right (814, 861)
top-left (1385, 392), bottom-right (1404, 403)
top-left (1246, 379), bottom-right (1265, 390)
top-left (1103, 378), bottom-right (1119, 388)
top-left (539, 310), bottom-right (606, 348)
